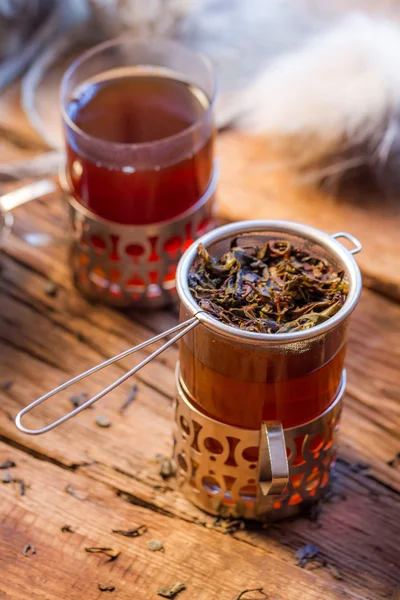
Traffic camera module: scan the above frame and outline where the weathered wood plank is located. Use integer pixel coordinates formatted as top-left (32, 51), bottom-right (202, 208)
top-left (0, 442), bottom-right (370, 600)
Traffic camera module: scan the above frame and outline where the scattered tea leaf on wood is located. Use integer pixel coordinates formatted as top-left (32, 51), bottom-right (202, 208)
top-left (350, 461), bottom-right (369, 473)
top-left (147, 539), bottom-right (164, 552)
top-left (61, 525), bottom-right (75, 533)
top-left (189, 241), bottom-right (348, 333)
top-left (296, 544), bottom-right (319, 566)
top-left (65, 483), bottom-right (87, 501)
top-left (0, 460), bottom-right (16, 469)
top-left (236, 589), bottom-right (267, 600)
top-left (18, 479), bottom-right (26, 496)
top-left (69, 392), bottom-right (89, 409)
top-left (23, 544), bottom-right (36, 557)
top-left (0, 471), bottom-right (13, 483)
top-left (96, 415), bottom-right (111, 428)
top-left (98, 584), bottom-right (116, 592)
top-left (0, 471), bottom-right (26, 495)
top-left (112, 525), bottom-right (147, 538)
top-left (211, 517), bottom-right (245, 535)
top-left (156, 455), bottom-right (175, 480)
top-left (119, 384), bottom-right (138, 414)
top-left (157, 582), bottom-right (186, 598)
top-left (387, 451), bottom-right (400, 468)
top-left (43, 279), bottom-right (58, 297)
top-left (85, 548), bottom-right (120, 562)
top-left (1, 380), bottom-right (14, 390)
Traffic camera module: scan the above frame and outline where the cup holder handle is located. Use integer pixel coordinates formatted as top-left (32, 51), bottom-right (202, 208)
top-left (258, 421), bottom-right (289, 497)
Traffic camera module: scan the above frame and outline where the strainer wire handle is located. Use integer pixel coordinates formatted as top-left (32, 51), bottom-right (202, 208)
top-left (15, 317), bottom-right (200, 435)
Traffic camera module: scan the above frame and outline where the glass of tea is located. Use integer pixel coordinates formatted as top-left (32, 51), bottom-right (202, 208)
top-left (60, 38), bottom-right (217, 307)
top-left (178, 227), bottom-right (355, 430)
top-left (173, 220), bottom-right (362, 518)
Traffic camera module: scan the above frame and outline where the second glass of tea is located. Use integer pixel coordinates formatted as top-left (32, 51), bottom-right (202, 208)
top-left (61, 38), bottom-right (217, 307)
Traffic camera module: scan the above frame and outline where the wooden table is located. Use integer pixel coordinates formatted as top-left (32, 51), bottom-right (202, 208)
top-left (0, 89), bottom-right (399, 600)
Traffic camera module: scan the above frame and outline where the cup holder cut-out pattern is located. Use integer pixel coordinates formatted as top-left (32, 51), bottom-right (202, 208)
top-left (67, 169), bottom-right (217, 308)
top-left (173, 367), bottom-right (345, 521)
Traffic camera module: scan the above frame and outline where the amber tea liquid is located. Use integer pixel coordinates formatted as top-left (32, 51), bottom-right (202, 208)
top-left (66, 67), bottom-right (214, 225)
top-left (180, 342), bottom-right (346, 430)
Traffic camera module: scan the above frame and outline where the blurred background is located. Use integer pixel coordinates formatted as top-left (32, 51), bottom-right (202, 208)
top-left (2, 0), bottom-right (400, 186)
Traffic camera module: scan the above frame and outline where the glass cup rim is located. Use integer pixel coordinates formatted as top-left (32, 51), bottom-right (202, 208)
top-left (60, 36), bottom-right (217, 152)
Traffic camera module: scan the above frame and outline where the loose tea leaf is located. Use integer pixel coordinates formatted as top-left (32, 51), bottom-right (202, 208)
top-left (211, 517), bottom-right (245, 535)
top-left (0, 460), bottom-right (16, 469)
top-left (23, 544), bottom-right (36, 557)
top-left (85, 548), bottom-right (120, 562)
top-left (147, 539), bottom-right (164, 552)
top-left (112, 525), bottom-right (147, 538)
top-left (189, 241), bottom-right (348, 333)
top-left (61, 525), bottom-right (75, 533)
top-left (296, 544), bottom-right (319, 566)
top-left (388, 451), bottom-right (400, 468)
top-left (236, 589), bottom-right (267, 600)
top-left (65, 484), bottom-right (87, 501)
top-left (0, 471), bottom-right (13, 483)
top-left (96, 415), bottom-right (111, 428)
top-left (98, 584), bottom-right (116, 592)
top-left (0, 470), bottom-right (26, 495)
top-left (156, 455), bottom-right (175, 480)
top-left (349, 461), bottom-right (369, 473)
top-left (1, 380), bottom-right (14, 391)
top-left (119, 384), bottom-right (138, 414)
top-left (157, 582), bottom-right (186, 598)
top-left (69, 392), bottom-right (89, 409)
top-left (18, 480), bottom-right (26, 496)
top-left (43, 279), bottom-right (58, 297)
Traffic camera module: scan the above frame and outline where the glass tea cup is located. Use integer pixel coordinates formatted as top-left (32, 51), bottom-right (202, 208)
top-left (61, 38), bottom-right (217, 226)
top-left (60, 38), bottom-right (217, 308)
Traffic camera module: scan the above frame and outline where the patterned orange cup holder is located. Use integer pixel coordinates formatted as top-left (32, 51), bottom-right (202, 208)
top-left (66, 167), bottom-right (217, 309)
top-left (173, 365), bottom-right (345, 521)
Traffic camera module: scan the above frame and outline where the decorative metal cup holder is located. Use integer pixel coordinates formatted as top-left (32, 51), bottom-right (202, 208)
top-left (64, 167), bottom-right (218, 309)
top-left (15, 220), bottom-right (362, 522)
top-left (174, 365), bottom-right (345, 521)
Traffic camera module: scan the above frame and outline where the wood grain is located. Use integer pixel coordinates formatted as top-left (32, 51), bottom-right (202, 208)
top-left (0, 443), bottom-right (396, 600)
